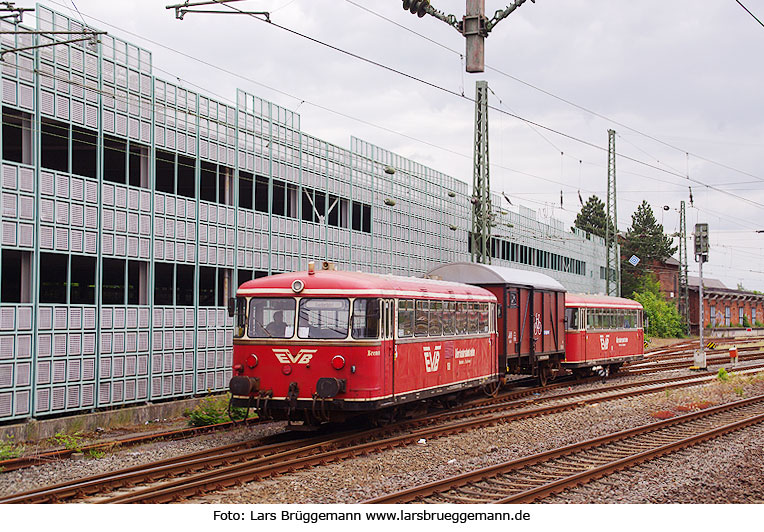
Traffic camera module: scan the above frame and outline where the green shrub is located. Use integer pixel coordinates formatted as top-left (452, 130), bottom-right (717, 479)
top-left (633, 276), bottom-right (684, 338)
top-left (0, 436), bottom-right (25, 460)
top-left (86, 448), bottom-right (106, 459)
top-left (187, 394), bottom-right (248, 427)
top-left (717, 368), bottom-right (730, 382)
top-left (50, 431), bottom-right (83, 452)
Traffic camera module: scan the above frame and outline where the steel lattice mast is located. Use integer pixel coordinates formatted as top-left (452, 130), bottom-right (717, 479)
top-left (605, 129), bottom-right (620, 296)
top-left (471, 80), bottom-right (491, 264)
top-left (678, 200), bottom-right (690, 333)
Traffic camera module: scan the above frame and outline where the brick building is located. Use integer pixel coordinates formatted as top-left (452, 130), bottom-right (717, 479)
top-left (688, 277), bottom-right (764, 335)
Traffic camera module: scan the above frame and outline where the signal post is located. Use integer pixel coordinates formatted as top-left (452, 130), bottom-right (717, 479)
top-left (693, 223), bottom-right (709, 370)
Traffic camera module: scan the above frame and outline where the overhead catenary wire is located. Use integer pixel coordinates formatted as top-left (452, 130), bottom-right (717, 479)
top-left (40, 0), bottom-right (764, 218)
top-left (344, 0), bottom-right (764, 185)
top-left (208, 0), bottom-right (764, 213)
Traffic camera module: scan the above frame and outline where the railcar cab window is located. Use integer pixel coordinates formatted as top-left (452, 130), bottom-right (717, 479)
top-left (565, 308), bottom-right (579, 330)
top-left (352, 298), bottom-right (380, 339)
top-left (234, 297), bottom-right (247, 338)
top-left (248, 297), bottom-right (295, 338)
top-left (298, 298), bottom-right (350, 339)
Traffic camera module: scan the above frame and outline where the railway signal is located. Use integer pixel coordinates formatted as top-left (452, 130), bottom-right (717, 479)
top-left (694, 223), bottom-right (709, 257)
top-left (693, 223), bottom-right (710, 371)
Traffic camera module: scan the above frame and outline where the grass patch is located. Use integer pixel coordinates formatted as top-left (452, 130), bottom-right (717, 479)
top-left (50, 431), bottom-right (84, 452)
top-left (0, 436), bottom-right (25, 460)
top-left (187, 394), bottom-right (248, 427)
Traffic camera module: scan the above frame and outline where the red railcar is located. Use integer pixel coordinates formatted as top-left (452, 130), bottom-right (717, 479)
top-left (563, 293), bottom-right (644, 377)
top-left (428, 263), bottom-right (566, 386)
top-left (229, 265), bottom-right (498, 426)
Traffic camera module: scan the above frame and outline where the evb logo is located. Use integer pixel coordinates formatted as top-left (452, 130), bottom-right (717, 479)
top-left (273, 348), bottom-right (317, 365)
top-left (423, 345), bottom-right (441, 373)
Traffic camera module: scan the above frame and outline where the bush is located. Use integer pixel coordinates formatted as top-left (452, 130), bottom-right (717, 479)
top-left (632, 290), bottom-right (684, 338)
top-left (187, 394), bottom-right (248, 427)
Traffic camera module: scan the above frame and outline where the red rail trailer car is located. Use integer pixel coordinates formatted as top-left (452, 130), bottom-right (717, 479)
top-left (428, 263), bottom-right (567, 386)
top-left (563, 293), bottom-right (644, 378)
top-left (228, 264), bottom-right (498, 426)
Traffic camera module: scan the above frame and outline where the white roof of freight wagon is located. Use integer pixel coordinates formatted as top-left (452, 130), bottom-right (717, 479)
top-left (428, 262), bottom-right (566, 292)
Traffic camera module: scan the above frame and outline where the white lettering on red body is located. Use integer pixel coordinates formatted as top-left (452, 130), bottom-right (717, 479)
top-left (423, 345), bottom-right (441, 373)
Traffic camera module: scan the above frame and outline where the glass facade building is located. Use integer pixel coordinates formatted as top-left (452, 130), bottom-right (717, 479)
top-left (0, 5), bottom-right (609, 422)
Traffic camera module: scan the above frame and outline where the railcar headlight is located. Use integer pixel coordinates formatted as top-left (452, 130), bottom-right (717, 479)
top-left (331, 355), bottom-right (345, 370)
top-left (291, 279), bottom-right (305, 293)
top-left (282, 364), bottom-right (292, 375)
top-left (246, 354), bottom-right (258, 369)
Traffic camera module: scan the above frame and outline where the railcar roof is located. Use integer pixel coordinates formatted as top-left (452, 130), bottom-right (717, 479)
top-left (237, 270), bottom-right (496, 301)
top-left (565, 293), bottom-right (643, 310)
top-left (427, 262), bottom-right (566, 292)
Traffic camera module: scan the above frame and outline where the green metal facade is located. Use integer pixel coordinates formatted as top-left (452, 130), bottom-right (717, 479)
top-left (0, 5), bottom-right (609, 422)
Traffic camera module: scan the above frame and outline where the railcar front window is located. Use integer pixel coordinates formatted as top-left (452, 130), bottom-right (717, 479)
top-left (298, 298), bottom-right (350, 339)
top-left (352, 298), bottom-right (380, 339)
top-left (248, 298), bottom-right (295, 338)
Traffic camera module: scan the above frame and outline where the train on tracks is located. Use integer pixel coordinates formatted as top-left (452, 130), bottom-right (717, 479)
top-left (228, 262), bottom-right (643, 427)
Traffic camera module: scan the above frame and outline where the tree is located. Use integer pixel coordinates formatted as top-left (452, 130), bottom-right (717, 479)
top-left (621, 200), bottom-right (677, 298)
top-left (572, 195), bottom-right (614, 239)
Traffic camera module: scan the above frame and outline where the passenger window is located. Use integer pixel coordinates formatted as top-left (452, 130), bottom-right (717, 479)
top-left (414, 300), bottom-right (429, 337)
top-left (479, 303), bottom-right (489, 333)
top-left (442, 301), bottom-right (455, 335)
top-left (467, 303), bottom-right (479, 334)
top-left (455, 302), bottom-right (468, 335)
top-left (429, 301), bottom-right (443, 336)
top-left (397, 299), bottom-right (413, 337)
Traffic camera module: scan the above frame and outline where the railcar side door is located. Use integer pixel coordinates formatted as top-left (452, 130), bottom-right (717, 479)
top-left (382, 299), bottom-right (395, 401)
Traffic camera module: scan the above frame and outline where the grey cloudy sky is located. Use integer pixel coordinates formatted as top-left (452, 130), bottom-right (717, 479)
top-left (37, 0), bottom-right (764, 290)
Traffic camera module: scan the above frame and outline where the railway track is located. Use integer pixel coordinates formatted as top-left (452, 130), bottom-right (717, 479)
top-left (363, 393), bottom-right (764, 504)
top-left (4, 363), bottom-right (762, 504)
top-left (626, 346), bottom-right (764, 374)
top-left (0, 417), bottom-right (263, 473)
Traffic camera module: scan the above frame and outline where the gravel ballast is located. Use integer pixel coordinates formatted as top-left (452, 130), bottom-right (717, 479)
top-left (2, 369), bottom-right (763, 504)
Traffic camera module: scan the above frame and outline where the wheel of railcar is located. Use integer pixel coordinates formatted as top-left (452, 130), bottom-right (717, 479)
top-left (482, 380), bottom-right (502, 398)
top-left (538, 364), bottom-right (550, 387)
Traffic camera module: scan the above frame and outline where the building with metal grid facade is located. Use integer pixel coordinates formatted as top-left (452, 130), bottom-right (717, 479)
top-left (0, 5), bottom-right (609, 423)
